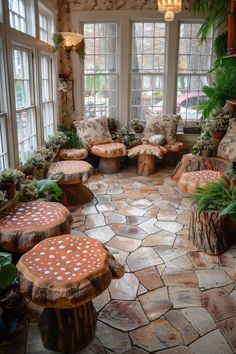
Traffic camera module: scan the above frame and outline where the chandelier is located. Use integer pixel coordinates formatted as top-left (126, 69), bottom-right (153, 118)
top-left (157, 0), bottom-right (182, 22)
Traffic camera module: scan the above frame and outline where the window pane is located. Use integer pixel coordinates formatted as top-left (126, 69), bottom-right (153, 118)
top-left (177, 23), bottom-right (213, 125)
top-left (130, 21), bottom-right (166, 121)
top-left (39, 3), bottom-right (54, 44)
top-left (83, 22), bottom-right (118, 118)
top-left (17, 109), bottom-right (37, 160)
top-left (9, 0), bottom-right (26, 33)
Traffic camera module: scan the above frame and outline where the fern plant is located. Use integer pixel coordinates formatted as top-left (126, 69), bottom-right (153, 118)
top-left (201, 58), bottom-right (236, 118)
top-left (191, 0), bottom-right (230, 42)
top-left (192, 180), bottom-right (236, 221)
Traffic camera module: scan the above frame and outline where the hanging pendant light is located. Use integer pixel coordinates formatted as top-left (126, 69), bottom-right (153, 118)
top-left (157, 0), bottom-right (182, 21)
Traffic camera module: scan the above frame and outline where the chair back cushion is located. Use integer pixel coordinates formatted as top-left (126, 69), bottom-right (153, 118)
top-left (217, 118), bottom-right (236, 161)
top-left (74, 117), bottom-right (112, 149)
top-left (143, 114), bottom-right (180, 144)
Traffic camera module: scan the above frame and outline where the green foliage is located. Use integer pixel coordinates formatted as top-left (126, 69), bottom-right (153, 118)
top-left (46, 131), bottom-right (69, 150)
top-left (75, 38), bottom-right (86, 62)
top-left (220, 201), bottom-right (236, 222)
top-left (203, 108), bottom-right (230, 133)
top-left (0, 169), bottom-right (25, 184)
top-left (20, 182), bottom-right (39, 202)
top-left (0, 190), bottom-right (8, 207)
top-left (192, 134), bottom-right (215, 156)
top-left (59, 126), bottom-right (84, 149)
top-left (36, 172), bottom-right (64, 201)
top-left (0, 252), bottom-right (17, 290)
top-left (191, 0), bottom-right (230, 42)
top-left (22, 152), bottom-right (48, 170)
top-left (201, 58), bottom-right (236, 118)
top-left (52, 32), bottom-right (64, 50)
top-left (130, 118), bottom-right (145, 133)
top-left (192, 180), bottom-right (236, 213)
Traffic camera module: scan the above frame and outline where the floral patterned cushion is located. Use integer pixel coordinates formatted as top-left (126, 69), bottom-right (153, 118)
top-left (217, 119), bottom-right (236, 161)
top-left (143, 114), bottom-right (180, 144)
top-left (73, 117), bottom-right (112, 149)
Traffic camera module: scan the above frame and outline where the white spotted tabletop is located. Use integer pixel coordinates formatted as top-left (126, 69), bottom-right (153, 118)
top-left (17, 235), bottom-right (109, 290)
top-left (47, 160), bottom-right (93, 182)
top-left (0, 201), bottom-right (69, 230)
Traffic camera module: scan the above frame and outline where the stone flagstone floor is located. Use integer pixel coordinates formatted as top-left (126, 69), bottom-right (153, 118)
top-left (2, 166), bottom-right (236, 354)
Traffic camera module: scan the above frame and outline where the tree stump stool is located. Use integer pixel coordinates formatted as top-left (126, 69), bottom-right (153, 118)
top-left (189, 210), bottom-right (236, 255)
top-left (47, 160), bottom-right (94, 206)
top-left (178, 170), bottom-right (224, 194)
top-left (59, 148), bottom-right (88, 161)
top-left (128, 144), bottom-right (168, 176)
top-left (91, 142), bottom-right (126, 174)
top-left (0, 201), bottom-right (73, 253)
top-left (17, 234), bottom-right (124, 353)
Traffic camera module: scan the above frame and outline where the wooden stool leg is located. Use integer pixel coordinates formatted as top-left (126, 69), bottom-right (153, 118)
top-left (39, 302), bottom-right (97, 353)
top-left (138, 155), bottom-right (155, 176)
top-left (98, 157), bottom-right (121, 174)
top-left (59, 182), bottom-right (94, 206)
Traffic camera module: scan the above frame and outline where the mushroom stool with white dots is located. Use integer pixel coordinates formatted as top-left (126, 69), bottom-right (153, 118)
top-left (178, 170), bottom-right (224, 194)
top-left (0, 201), bottom-right (73, 253)
top-left (17, 234), bottom-right (124, 353)
top-left (47, 160), bottom-right (94, 206)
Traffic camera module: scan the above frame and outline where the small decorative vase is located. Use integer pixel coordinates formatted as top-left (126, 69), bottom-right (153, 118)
top-left (201, 149), bottom-right (211, 158)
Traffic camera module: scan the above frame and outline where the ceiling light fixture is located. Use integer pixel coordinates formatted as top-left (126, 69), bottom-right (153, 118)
top-left (157, 0), bottom-right (182, 22)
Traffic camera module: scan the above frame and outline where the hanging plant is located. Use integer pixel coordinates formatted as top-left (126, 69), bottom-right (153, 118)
top-left (52, 32), bottom-right (65, 51)
top-left (75, 38), bottom-right (86, 62)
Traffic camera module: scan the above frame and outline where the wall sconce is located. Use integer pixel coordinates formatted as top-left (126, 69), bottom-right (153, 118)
top-left (157, 0), bottom-right (182, 22)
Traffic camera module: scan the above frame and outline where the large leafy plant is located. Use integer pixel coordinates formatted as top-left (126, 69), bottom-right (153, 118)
top-left (0, 252), bottom-right (17, 290)
top-left (192, 180), bottom-right (236, 221)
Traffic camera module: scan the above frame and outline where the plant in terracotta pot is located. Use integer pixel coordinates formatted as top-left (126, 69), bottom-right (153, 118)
top-left (204, 108), bottom-right (230, 139)
top-left (130, 118), bottom-right (145, 133)
top-left (192, 135), bottom-right (215, 157)
top-left (119, 126), bottom-right (141, 147)
top-left (0, 169), bottom-right (25, 199)
top-left (22, 152), bottom-right (48, 180)
top-left (46, 131), bottom-right (69, 154)
top-left (0, 252), bottom-right (27, 339)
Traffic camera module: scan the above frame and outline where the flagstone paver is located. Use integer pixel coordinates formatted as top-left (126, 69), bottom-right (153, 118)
top-left (22, 166), bottom-right (236, 354)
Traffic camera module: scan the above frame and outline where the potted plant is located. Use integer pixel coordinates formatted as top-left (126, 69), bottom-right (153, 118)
top-left (46, 131), bottom-right (69, 153)
top-left (0, 190), bottom-right (8, 209)
top-left (190, 179), bottom-right (236, 255)
top-left (119, 126), bottom-right (141, 148)
top-left (22, 152), bottom-right (48, 180)
top-left (204, 108), bottom-right (230, 139)
top-left (0, 252), bottom-right (27, 338)
top-left (59, 126), bottom-right (84, 149)
top-left (192, 135), bottom-right (215, 157)
top-left (130, 118), bottom-right (145, 134)
top-left (0, 169), bottom-right (25, 199)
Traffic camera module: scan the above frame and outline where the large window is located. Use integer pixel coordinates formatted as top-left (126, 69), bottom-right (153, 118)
top-left (0, 42), bottom-right (9, 169)
top-left (13, 48), bottom-right (37, 159)
top-left (41, 54), bottom-right (55, 141)
top-left (130, 21), bottom-right (166, 121)
top-left (8, 0), bottom-right (35, 36)
top-left (177, 23), bottom-right (213, 125)
top-left (39, 3), bottom-right (54, 44)
top-left (83, 22), bottom-right (118, 118)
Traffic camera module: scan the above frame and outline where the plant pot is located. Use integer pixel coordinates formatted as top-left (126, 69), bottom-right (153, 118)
top-left (2, 182), bottom-right (16, 199)
top-left (210, 131), bottom-right (225, 139)
top-left (134, 128), bottom-right (144, 134)
top-left (201, 149), bottom-right (212, 158)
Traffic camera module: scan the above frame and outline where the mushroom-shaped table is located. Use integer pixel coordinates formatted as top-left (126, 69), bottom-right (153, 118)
top-left (58, 148), bottom-right (88, 161)
top-left (0, 201), bottom-right (73, 253)
top-left (47, 160), bottom-right (94, 206)
top-left (17, 234), bottom-right (124, 352)
top-left (91, 142), bottom-right (127, 174)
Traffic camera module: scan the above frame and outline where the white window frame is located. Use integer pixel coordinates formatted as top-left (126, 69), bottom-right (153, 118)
top-left (39, 2), bottom-right (54, 44)
top-left (0, 39), bottom-right (9, 169)
top-left (40, 53), bottom-right (55, 141)
top-left (176, 21), bottom-right (214, 126)
top-left (8, 0), bottom-right (35, 36)
top-left (12, 46), bottom-right (37, 160)
top-left (72, 9), bottom-right (214, 130)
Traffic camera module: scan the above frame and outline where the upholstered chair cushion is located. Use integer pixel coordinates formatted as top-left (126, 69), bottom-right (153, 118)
top-left (143, 114), bottom-right (180, 144)
top-left (217, 118), bottom-right (236, 161)
top-left (148, 134), bottom-right (165, 145)
top-left (73, 117), bottom-right (112, 149)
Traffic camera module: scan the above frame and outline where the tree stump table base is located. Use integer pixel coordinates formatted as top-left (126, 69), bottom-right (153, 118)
top-left (138, 154), bottom-right (156, 176)
top-left (98, 157), bottom-right (121, 174)
top-left (59, 180), bottom-right (94, 206)
top-left (189, 210), bottom-right (236, 255)
top-left (39, 302), bottom-right (97, 353)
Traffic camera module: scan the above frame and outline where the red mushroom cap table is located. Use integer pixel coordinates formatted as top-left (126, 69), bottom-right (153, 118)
top-left (17, 234), bottom-right (124, 352)
top-left (0, 201), bottom-right (73, 253)
top-left (46, 160), bottom-right (94, 206)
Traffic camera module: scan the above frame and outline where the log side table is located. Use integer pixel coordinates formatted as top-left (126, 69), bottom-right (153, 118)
top-left (47, 160), bottom-right (94, 206)
top-left (0, 201), bottom-right (73, 253)
top-left (17, 234), bottom-right (124, 353)
top-left (91, 142), bottom-right (127, 174)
